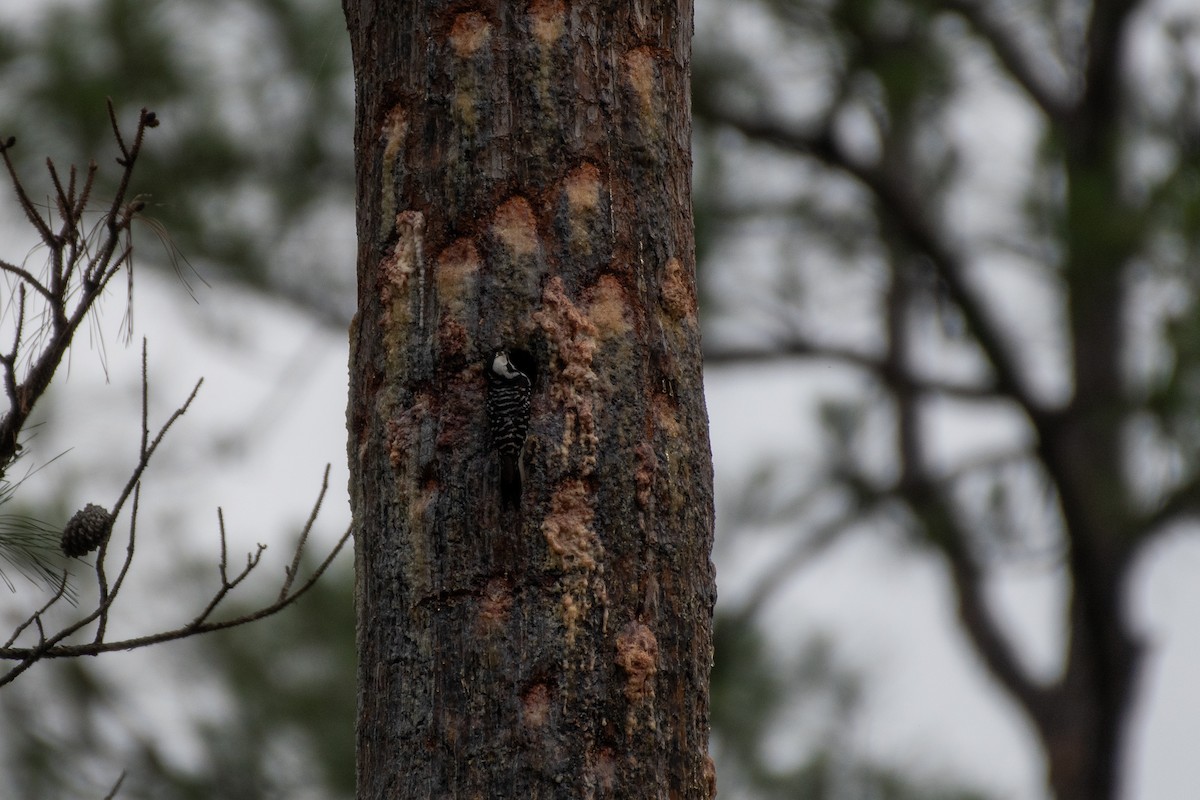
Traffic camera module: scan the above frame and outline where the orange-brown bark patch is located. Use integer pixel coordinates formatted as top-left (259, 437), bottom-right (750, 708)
top-left (542, 479), bottom-right (600, 571)
top-left (435, 237), bottom-right (481, 317)
top-left (590, 747), bottom-right (617, 792)
top-left (622, 47), bottom-right (657, 116)
top-left (534, 278), bottom-right (600, 472)
top-left (379, 106), bottom-right (408, 232)
top-left (660, 256), bottom-right (695, 320)
top-left (635, 441), bottom-right (656, 510)
top-left (449, 12), bottom-right (491, 57)
top-left (386, 392), bottom-right (431, 471)
top-left (564, 162), bottom-right (602, 214)
top-left (492, 196), bottom-right (540, 257)
top-left (587, 275), bottom-right (632, 340)
top-left (380, 212), bottom-right (424, 308)
top-left (653, 393), bottom-right (682, 438)
top-left (529, 0), bottom-right (565, 45)
top-left (615, 621), bottom-right (658, 704)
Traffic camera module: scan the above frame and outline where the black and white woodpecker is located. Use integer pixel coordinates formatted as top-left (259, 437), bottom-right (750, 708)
top-left (486, 350), bottom-right (532, 507)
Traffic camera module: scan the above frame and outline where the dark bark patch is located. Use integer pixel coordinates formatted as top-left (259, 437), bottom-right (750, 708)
top-left (477, 577), bottom-right (513, 634)
top-left (521, 681), bottom-right (551, 728)
top-left (434, 369), bottom-right (480, 449)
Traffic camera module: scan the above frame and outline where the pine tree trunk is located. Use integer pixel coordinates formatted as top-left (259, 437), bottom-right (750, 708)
top-left (342, 3), bottom-right (716, 797)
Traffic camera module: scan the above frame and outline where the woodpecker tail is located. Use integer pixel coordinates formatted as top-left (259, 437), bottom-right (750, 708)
top-left (500, 455), bottom-right (522, 509)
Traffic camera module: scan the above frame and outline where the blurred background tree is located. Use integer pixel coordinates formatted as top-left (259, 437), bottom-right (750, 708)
top-left (1, 0), bottom-right (1199, 798)
top-left (0, 0), bottom-right (356, 322)
top-left (695, 2), bottom-right (1200, 799)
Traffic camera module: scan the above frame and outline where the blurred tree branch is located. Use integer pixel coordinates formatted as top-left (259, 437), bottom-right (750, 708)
top-left (695, 104), bottom-right (1053, 426)
top-left (704, 340), bottom-right (998, 401)
top-left (940, 1), bottom-right (1071, 119)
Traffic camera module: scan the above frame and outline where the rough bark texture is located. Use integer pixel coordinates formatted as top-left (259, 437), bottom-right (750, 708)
top-left (342, 3), bottom-right (715, 798)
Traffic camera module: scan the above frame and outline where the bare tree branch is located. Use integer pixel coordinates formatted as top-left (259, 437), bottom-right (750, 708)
top-left (940, 515), bottom-right (1057, 722)
top-left (726, 504), bottom-right (879, 628)
top-left (703, 109), bottom-right (1058, 428)
top-left (0, 286), bottom-right (26, 409)
top-left (281, 465), bottom-right (330, 600)
top-left (0, 136), bottom-right (54, 243)
top-left (0, 262), bottom-right (55, 304)
top-left (0, 477), bottom-right (350, 686)
top-left (704, 341), bottom-right (1000, 401)
top-left (109, 343), bottom-right (204, 522)
top-left (0, 102), bottom-right (159, 479)
top-left (0, 102), bottom-right (351, 691)
top-left (101, 771), bottom-right (126, 800)
top-left (191, 508), bottom-right (267, 629)
top-left (3, 571), bottom-right (71, 650)
top-left (891, 247), bottom-right (1054, 730)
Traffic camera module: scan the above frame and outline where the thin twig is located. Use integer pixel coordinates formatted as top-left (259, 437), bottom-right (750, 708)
top-left (0, 262), bottom-right (54, 304)
top-left (0, 286), bottom-right (26, 408)
top-left (216, 508), bottom-right (229, 584)
top-left (281, 464), bottom-right (330, 600)
top-left (3, 571), bottom-right (72, 649)
top-left (61, 163), bottom-right (98, 290)
top-left (0, 138), bottom-right (54, 243)
top-left (102, 771), bottom-right (126, 800)
top-left (110, 371), bottom-right (204, 523)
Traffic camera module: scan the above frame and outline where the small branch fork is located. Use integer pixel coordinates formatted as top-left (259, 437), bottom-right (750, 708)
top-left (0, 99), bottom-right (156, 482)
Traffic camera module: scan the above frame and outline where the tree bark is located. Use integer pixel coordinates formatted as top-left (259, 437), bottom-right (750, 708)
top-left (342, 3), bottom-right (716, 798)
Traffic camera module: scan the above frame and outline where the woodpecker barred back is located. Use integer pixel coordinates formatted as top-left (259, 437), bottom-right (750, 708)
top-left (486, 350), bottom-right (532, 507)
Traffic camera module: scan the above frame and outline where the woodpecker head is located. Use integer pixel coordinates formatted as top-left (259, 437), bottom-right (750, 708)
top-left (492, 350), bottom-right (524, 381)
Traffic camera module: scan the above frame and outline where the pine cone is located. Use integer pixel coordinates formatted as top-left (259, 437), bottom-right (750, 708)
top-left (61, 503), bottom-right (113, 557)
